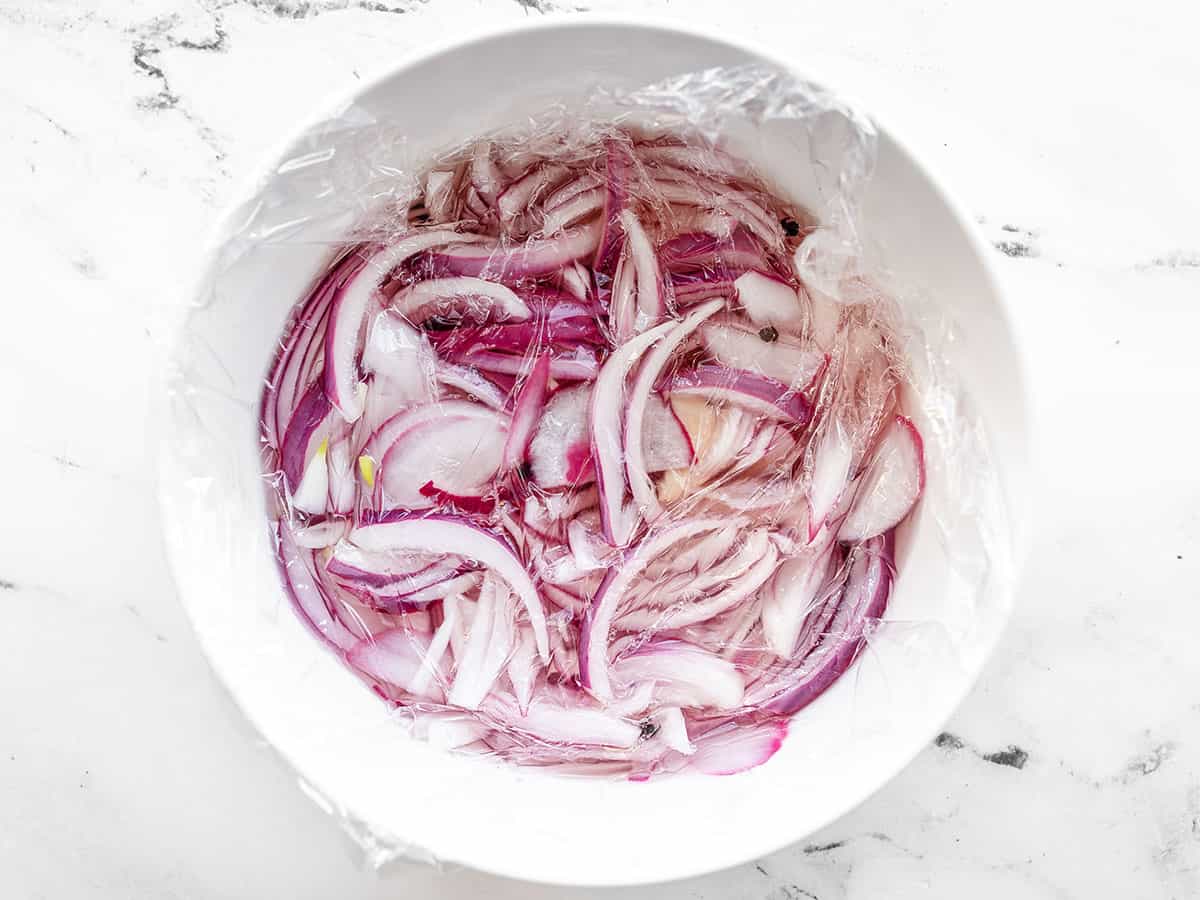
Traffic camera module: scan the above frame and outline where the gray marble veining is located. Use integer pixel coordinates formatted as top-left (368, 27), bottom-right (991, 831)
top-left (1, 1), bottom-right (1198, 897)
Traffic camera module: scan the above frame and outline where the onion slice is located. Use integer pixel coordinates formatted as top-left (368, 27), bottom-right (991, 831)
top-left (350, 516), bottom-right (549, 662)
top-left (392, 277), bottom-right (531, 325)
top-left (589, 320), bottom-right (677, 544)
top-left (348, 627), bottom-right (444, 701)
top-left (689, 719), bottom-right (788, 776)
top-left (265, 128), bottom-right (924, 777)
top-left (498, 162), bottom-right (569, 224)
top-left (838, 416), bottom-right (925, 542)
top-left (763, 533), bottom-right (894, 715)
top-left (325, 231), bottom-right (484, 421)
top-left (624, 299), bottom-right (724, 515)
top-left (735, 270), bottom-right (805, 332)
top-left (699, 317), bottom-right (825, 390)
top-left (425, 221), bottom-right (602, 279)
top-left (501, 354), bottom-right (550, 471)
top-left (611, 640), bottom-right (745, 709)
top-left (580, 519), bottom-right (732, 700)
top-left (761, 533), bottom-right (839, 657)
top-left (669, 366), bottom-right (812, 424)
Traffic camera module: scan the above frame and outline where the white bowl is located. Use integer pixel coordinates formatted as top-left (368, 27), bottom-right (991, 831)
top-left (159, 19), bottom-right (1030, 886)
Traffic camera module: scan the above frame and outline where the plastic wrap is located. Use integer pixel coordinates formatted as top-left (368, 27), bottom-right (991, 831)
top-left (161, 60), bottom-right (1015, 871)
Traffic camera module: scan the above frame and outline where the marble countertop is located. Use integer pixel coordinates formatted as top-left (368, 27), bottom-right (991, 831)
top-left (2, 1), bottom-right (1198, 897)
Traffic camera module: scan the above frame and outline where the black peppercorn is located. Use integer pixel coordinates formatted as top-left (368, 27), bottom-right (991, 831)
top-left (638, 720), bottom-right (660, 740)
top-left (423, 315), bottom-right (457, 331)
top-left (780, 217), bottom-right (801, 237)
top-left (758, 325), bottom-right (779, 343)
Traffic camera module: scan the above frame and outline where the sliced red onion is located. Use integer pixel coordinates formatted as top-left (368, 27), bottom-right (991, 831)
top-left (448, 575), bottom-right (513, 709)
top-left (807, 418), bottom-right (855, 540)
top-left (350, 516), bottom-right (549, 661)
top-left (558, 260), bottom-right (593, 302)
top-left (265, 248), bottom-right (368, 449)
top-left (368, 402), bottom-right (508, 509)
top-left (669, 366), bottom-right (812, 424)
top-left (410, 594), bottom-right (459, 698)
top-left (541, 188), bottom-right (604, 233)
top-left (528, 385), bottom-right (591, 489)
top-left (505, 626), bottom-right (539, 714)
top-left (763, 533), bottom-right (894, 715)
top-left (462, 347), bottom-right (598, 382)
top-left (470, 140), bottom-right (502, 207)
top-left (417, 482), bottom-right (497, 515)
top-left (520, 288), bottom-right (591, 317)
top-left (325, 231), bottom-right (482, 422)
top-left (655, 706), bottom-right (695, 755)
top-left (498, 162), bottom-right (569, 224)
top-left (361, 401), bottom-right (486, 484)
top-left (706, 470), bottom-right (798, 511)
top-left (465, 186), bottom-right (488, 218)
top-left (325, 431), bottom-right (358, 515)
top-left (424, 221), bottom-right (601, 279)
top-left (671, 273), bottom-right (738, 308)
top-left (611, 640), bottom-right (745, 709)
top-left (327, 541), bottom-right (445, 586)
top-left (689, 719), bottom-right (788, 776)
top-left (590, 320), bottom-right (677, 545)
top-left (654, 168), bottom-right (783, 249)
top-left (618, 209), bottom-right (665, 330)
top-left (542, 584), bottom-right (588, 617)
top-left (318, 312), bottom-right (364, 428)
top-left (266, 130), bottom-right (924, 778)
top-left (502, 354), bottom-right (550, 471)
top-left (353, 571), bottom-right (482, 614)
top-left (432, 360), bottom-right (508, 411)
top-left (424, 170), bottom-right (458, 222)
top-left (361, 310), bottom-right (436, 402)
top-left (699, 317), bottom-right (825, 390)
top-left (281, 382), bottom-right (333, 491)
top-left (624, 299), bottom-right (724, 514)
top-left (544, 172), bottom-right (601, 209)
top-left (290, 433), bottom-right (330, 514)
top-left (566, 517), bottom-right (611, 572)
top-left (656, 519), bottom-right (744, 575)
top-left (684, 528), bottom-right (774, 595)
top-left (581, 519), bottom-right (730, 700)
top-left (735, 270), bottom-right (805, 332)
top-left (522, 487), bottom-right (599, 542)
top-left (339, 557), bottom-right (464, 598)
top-left (392, 277), bottom-right (531, 326)
top-left (484, 689), bottom-right (641, 748)
top-left (659, 227), bottom-right (768, 274)
top-left (609, 251), bottom-right (637, 343)
top-left (275, 524), bottom-right (360, 652)
top-left (348, 627), bottom-right (444, 701)
top-left (838, 416), bottom-right (925, 542)
top-left (290, 518), bottom-right (348, 550)
top-left (430, 316), bottom-right (603, 354)
top-left (761, 533), bottom-right (839, 657)
top-left (619, 541), bottom-right (779, 630)
top-left (639, 141), bottom-right (746, 177)
top-left (641, 394), bottom-right (694, 472)
top-left (594, 139), bottom-right (631, 275)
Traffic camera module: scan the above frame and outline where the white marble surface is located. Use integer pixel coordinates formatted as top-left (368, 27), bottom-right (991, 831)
top-left (2, 0), bottom-right (1198, 897)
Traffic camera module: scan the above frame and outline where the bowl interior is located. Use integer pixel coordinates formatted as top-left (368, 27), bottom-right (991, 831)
top-left (160, 21), bottom-right (1028, 886)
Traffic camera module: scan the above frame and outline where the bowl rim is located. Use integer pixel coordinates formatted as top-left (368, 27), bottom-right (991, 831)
top-left (160, 13), bottom-right (1032, 886)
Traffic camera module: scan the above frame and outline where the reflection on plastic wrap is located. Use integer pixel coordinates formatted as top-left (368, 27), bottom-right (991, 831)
top-left (166, 64), bottom-right (1010, 865)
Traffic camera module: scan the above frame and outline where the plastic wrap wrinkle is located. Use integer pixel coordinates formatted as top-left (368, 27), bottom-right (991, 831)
top-left (162, 61), bottom-right (1012, 870)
